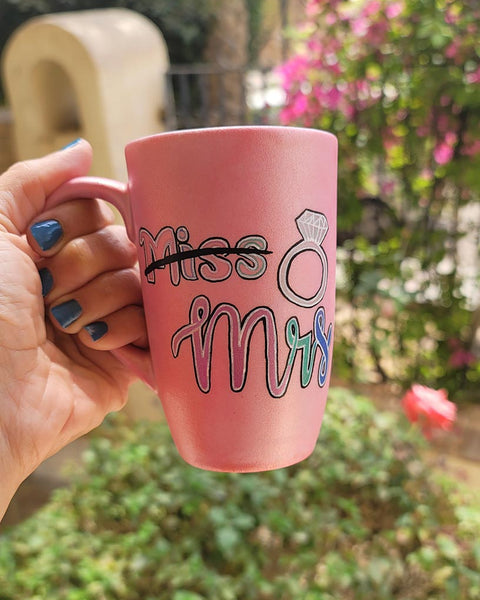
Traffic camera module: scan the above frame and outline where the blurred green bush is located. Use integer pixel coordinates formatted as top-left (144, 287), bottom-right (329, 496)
top-left (279, 0), bottom-right (480, 396)
top-left (1, 387), bottom-right (479, 599)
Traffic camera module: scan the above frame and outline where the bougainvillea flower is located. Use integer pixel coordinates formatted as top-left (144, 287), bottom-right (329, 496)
top-left (386, 1), bottom-right (404, 19)
top-left (448, 348), bottom-right (476, 369)
top-left (433, 142), bottom-right (454, 165)
top-left (448, 338), bottom-right (476, 368)
top-left (402, 385), bottom-right (457, 438)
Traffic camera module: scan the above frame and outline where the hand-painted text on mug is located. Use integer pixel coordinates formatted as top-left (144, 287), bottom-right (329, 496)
top-left (139, 226), bottom-right (271, 285)
top-left (139, 209), bottom-right (333, 397)
top-left (171, 296), bottom-right (332, 397)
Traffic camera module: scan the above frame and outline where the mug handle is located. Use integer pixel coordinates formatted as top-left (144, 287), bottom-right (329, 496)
top-left (47, 177), bottom-right (157, 391)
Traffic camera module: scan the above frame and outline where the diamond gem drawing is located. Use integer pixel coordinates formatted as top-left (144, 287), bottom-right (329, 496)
top-left (296, 210), bottom-right (329, 245)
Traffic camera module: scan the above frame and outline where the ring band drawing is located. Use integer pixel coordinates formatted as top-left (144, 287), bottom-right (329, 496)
top-left (278, 209), bottom-right (329, 308)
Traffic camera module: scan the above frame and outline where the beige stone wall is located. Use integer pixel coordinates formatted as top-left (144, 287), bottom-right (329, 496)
top-left (0, 107), bottom-right (14, 174)
top-left (2, 9), bottom-right (170, 180)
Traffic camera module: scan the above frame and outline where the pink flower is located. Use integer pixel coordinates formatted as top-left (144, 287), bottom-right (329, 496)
top-left (448, 338), bottom-right (476, 368)
top-left (434, 142), bottom-right (454, 165)
top-left (436, 114), bottom-right (450, 133)
top-left (449, 349), bottom-right (476, 369)
top-left (444, 8), bottom-right (459, 25)
top-left (325, 12), bottom-right (338, 26)
top-left (279, 91), bottom-right (311, 125)
top-left (325, 86), bottom-right (343, 110)
top-left (466, 66), bottom-right (480, 84)
top-left (440, 95), bottom-right (451, 107)
top-left (367, 21), bottom-right (389, 45)
top-left (362, 0), bottom-right (381, 17)
top-left (445, 39), bottom-right (465, 65)
top-left (277, 55), bottom-right (309, 85)
top-left (290, 93), bottom-right (309, 117)
top-left (380, 179), bottom-right (396, 196)
top-left (416, 125), bottom-right (430, 137)
top-left (351, 16), bottom-right (369, 36)
top-left (445, 41), bottom-right (459, 59)
top-left (461, 139), bottom-right (480, 157)
top-left (306, 0), bottom-right (321, 17)
top-left (444, 131), bottom-right (457, 145)
top-left (402, 385), bottom-right (457, 438)
top-left (307, 38), bottom-right (323, 54)
top-left (386, 1), bottom-right (404, 19)
top-left (434, 130), bottom-right (458, 165)
top-left (420, 167), bottom-right (434, 182)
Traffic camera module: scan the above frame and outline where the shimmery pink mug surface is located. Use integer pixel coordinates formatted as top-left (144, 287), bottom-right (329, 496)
top-left (48, 126), bottom-right (338, 472)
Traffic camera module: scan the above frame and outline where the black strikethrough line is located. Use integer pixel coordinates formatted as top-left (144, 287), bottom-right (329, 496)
top-left (145, 246), bottom-right (272, 276)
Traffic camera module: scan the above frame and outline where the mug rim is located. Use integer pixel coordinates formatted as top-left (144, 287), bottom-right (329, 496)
top-left (125, 125), bottom-right (337, 153)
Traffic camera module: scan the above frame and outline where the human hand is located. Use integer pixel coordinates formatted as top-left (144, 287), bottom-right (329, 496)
top-left (0, 140), bottom-right (147, 519)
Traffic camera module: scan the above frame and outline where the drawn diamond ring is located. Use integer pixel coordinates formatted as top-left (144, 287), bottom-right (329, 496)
top-left (278, 210), bottom-right (329, 308)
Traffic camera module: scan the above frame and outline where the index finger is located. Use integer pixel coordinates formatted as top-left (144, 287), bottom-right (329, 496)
top-left (0, 138), bottom-right (92, 235)
top-left (27, 198), bottom-right (116, 257)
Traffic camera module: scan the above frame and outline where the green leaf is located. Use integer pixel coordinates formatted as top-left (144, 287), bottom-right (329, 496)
top-left (436, 534), bottom-right (461, 562)
top-left (216, 526), bottom-right (241, 554)
top-left (173, 592), bottom-right (206, 600)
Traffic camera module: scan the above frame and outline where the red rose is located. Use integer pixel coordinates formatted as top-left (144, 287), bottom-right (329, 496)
top-left (402, 384), bottom-right (456, 438)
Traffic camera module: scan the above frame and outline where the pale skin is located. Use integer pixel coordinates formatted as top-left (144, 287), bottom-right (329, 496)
top-left (0, 139), bottom-right (148, 521)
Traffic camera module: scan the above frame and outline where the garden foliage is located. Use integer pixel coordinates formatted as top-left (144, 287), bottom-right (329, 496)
top-left (1, 388), bottom-right (479, 599)
top-left (278, 0), bottom-right (480, 397)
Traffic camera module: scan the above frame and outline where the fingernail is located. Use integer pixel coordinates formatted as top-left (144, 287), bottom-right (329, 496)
top-left (62, 138), bottom-right (82, 150)
top-left (39, 268), bottom-right (53, 296)
top-left (51, 299), bottom-right (82, 328)
top-left (30, 220), bottom-right (63, 251)
top-left (84, 321), bottom-right (108, 341)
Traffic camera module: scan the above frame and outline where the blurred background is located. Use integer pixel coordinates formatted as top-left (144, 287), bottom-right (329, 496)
top-left (1, 1), bottom-right (479, 598)
top-left (0, 0), bottom-right (303, 174)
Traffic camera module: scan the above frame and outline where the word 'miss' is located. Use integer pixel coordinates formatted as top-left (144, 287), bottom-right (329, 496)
top-left (139, 226), bottom-right (270, 285)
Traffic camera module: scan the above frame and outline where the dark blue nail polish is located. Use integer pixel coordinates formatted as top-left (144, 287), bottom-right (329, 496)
top-left (30, 220), bottom-right (63, 251)
top-left (62, 138), bottom-right (82, 150)
top-left (39, 268), bottom-right (53, 296)
top-left (84, 321), bottom-right (108, 341)
top-left (51, 299), bottom-right (82, 328)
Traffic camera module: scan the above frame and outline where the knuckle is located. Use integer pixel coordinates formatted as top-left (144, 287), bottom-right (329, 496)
top-left (100, 226), bottom-right (137, 263)
top-left (7, 162), bottom-right (43, 203)
top-left (66, 237), bottom-right (92, 264)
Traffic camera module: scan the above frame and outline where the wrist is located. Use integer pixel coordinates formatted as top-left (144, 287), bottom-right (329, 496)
top-left (0, 440), bottom-right (25, 523)
top-left (0, 476), bottom-right (20, 523)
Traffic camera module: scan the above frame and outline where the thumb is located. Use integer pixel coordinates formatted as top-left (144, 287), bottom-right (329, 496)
top-left (0, 139), bottom-right (92, 235)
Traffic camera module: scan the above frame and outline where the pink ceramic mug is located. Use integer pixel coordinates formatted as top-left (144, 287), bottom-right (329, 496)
top-left (48, 126), bottom-right (337, 472)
